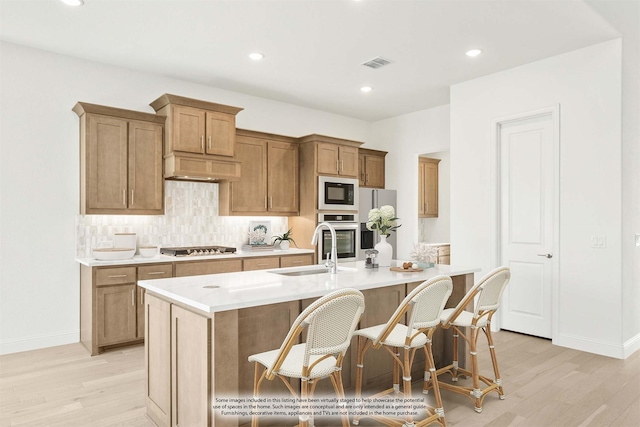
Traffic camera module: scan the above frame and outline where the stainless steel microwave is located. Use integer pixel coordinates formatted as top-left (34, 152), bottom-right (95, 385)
top-left (318, 176), bottom-right (359, 211)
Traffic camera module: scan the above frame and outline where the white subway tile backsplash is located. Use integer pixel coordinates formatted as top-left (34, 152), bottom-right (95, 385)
top-left (76, 181), bottom-right (288, 257)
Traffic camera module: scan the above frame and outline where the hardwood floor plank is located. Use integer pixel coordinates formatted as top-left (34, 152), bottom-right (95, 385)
top-left (1, 331), bottom-right (638, 426)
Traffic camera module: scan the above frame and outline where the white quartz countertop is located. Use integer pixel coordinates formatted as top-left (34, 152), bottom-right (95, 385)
top-left (420, 242), bottom-right (450, 246)
top-left (138, 261), bottom-right (480, 314)
top-left (76, 248), bottom-right (315, 267)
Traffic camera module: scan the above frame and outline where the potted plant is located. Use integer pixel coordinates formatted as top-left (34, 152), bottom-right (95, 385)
top-left (272, 229), bottom-right (297, 250)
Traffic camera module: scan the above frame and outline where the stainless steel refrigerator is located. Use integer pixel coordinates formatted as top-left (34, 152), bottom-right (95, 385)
top-left (358, 188), bottom-right (398, 260)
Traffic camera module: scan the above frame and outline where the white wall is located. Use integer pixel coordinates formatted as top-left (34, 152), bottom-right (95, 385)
top-left (0, 42), bottom-right (370, 354)
top-left (369, 105), bottom-right (450, 259)
top-left (450, 39), bottom-right (630, 358)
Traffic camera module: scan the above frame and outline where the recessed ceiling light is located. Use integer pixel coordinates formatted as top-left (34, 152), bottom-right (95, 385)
top-left (360, 86), bottom-right (373, 93)
top-left (466, 49), bottom-right (483, 57)
top-left (249, 52), bottom-right (265, 61)
top-left (60, 0), bottom-right (84, 6)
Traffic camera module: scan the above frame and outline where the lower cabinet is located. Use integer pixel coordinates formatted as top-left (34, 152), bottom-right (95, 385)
top-left (174, 259), bottom-right (243, 277)
top-left (96, 284), bottom-right (137, 346)
top-left (280, 253), bottom-right (314, 268)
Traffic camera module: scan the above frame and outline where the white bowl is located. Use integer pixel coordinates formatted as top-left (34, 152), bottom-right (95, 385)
top-left (138, 246), bottom-right (158, 258)
top-left (93, 248), bottom-right (136, 261)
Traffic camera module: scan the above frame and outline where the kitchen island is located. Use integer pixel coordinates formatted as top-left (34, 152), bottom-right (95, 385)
top-left (138, 261), bottom-right (479, 427)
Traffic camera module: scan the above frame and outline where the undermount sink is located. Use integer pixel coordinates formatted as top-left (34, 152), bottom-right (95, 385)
top-left (268, 265), bottom-right (357, 276)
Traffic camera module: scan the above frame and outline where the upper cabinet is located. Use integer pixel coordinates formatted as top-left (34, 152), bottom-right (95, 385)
top-left (150, 94), bottom-right (243, 182)
top-left (418, 157), bottom-right (440, 218)
top-left (359, 148), bottom-right (387, 189)
top-left (309, 138), bottom-right (359, 178)
top-left (73, 102), bottom-right (165, 215)
top-left (219, 129), bottom-right (299, 216)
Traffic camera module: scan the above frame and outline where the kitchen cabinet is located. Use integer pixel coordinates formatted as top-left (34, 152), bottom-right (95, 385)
top-left (73, 102), bottom-right (165, 215)
top-left (316, 142), bottom-right (359, 177)
top-left (436, 244), bottom-right (450, 265)
top-left (359, 148), bottom-right (387, 188)
top-left (219, 129), bottom-right (299, 216)
top-left (81, 263), bottom-right (172, 355)
top-left (419, 157), bottom-right (440, 218)
top-left (243, 256), bottom-right (280, 272)
top-left (150, 93), bottom-right (243, 181)
top-left (280, 253), bottom-right (314, 268)
top-left (174, 259), bottom-right (243, 277)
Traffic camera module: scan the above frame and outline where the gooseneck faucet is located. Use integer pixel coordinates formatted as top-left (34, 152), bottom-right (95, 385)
top-left (311, 222), bottom-right (338, 274)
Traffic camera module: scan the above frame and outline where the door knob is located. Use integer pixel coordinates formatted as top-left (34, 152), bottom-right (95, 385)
top-left (537, 253), bottom-right (553, 258)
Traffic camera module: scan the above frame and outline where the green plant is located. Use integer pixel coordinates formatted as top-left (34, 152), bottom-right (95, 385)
top-left (272, 229), bottom-right (297, 247)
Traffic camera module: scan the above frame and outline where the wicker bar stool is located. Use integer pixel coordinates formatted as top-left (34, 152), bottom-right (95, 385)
top-left (428, 266), bottom-right (511, 413)
top-left (353, 275), bottom-right (453, 427)
top-left (248, 288), bottom-right (365, 427)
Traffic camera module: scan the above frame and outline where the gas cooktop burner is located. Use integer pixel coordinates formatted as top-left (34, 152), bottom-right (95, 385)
top-left (160, 246), bottom-right (237, 257)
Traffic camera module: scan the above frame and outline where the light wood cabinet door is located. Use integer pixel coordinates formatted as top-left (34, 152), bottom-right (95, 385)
top-left (136, 286), bottom-right (146, 339)
top-left (205, 111), bottom-right (235, 156)
top-left (360, 152), bottom-right (386, 188)
top-left (145, 294), bottom-right (171, 427)
top-left (317, 142), bottom-right (340, 175)
top-left (338, 145), bottom-right (359, 177)
top-left (86, 115), bottom-right (128, 211)
top-left (230, 139), bottom-right (268, 213)
top-left (280, 254), bottom-right (314, 268)
top-left (419, 157), bottom-right (440, 218)
top-left (172, 105), bottom-right (205, 154)
top-left (171, 305), bottom-right (210, 427)
top-left (267, 141), bottom-right (299, 213)
top-left (174, 259), bottom-right (243, 277)
top-left (128, 120), bottom-right (163, 212)
top-left (242, 256), bottom-right (280, 272)
top-left (96, 284), bottom-right (137, 346)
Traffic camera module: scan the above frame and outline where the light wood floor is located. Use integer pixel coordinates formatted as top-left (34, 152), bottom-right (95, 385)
top-left (1, 331), bottom-right (638, 426)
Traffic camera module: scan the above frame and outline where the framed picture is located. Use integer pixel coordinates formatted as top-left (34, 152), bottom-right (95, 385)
top-left (248, 221), bottom-right (272, 245)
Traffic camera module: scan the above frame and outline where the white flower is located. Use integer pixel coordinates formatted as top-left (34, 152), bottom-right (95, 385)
top-left (366, 205), bottom-right (401, 236)
top-left (379, 205), bottom-right (395, 219)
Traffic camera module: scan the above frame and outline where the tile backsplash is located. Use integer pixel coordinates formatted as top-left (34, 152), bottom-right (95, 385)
top-left (76, 181), bottom-right (288, 257)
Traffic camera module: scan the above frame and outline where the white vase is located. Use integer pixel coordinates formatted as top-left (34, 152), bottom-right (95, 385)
top-left (279, 240), bottom-right (290, 250)
top-left (375, 235), bottom-right (393, 267)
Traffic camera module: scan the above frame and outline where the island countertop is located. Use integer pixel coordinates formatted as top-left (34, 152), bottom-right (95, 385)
top-left (138, 260), bottom-right (480, 313)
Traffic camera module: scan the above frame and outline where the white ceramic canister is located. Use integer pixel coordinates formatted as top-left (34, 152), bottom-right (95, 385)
top-left (113, 233), bottom-right (137, 249)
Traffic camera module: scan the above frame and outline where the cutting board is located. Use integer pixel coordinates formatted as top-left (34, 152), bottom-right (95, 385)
top-left (389, 267), bottom-right (424, 273)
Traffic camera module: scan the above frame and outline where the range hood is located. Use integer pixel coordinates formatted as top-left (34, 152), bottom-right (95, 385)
top-left (164, 153), bottom-right (241, 182)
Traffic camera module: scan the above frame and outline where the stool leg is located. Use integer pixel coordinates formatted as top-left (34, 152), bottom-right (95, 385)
top-left (424, 340), bottom-right (446, 426)
top-left (393, 346), bottom-right (401, 394)
top-left (484, 325), bottom-right (505, 399)
top-left (469, 325), bottom-right (482, 413)
top-left (451, 329), bottom-right (459, 382)
top-left (353, 336), bottom-right (370, 426)
top-left (401, 347), bottom-right (414, 427)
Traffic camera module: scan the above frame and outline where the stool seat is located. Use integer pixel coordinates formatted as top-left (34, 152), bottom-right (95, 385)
top-left (440, 309), bottom-right (490, 328)
top-left (248, 344), bottom-right (339, 379)
top-left (355, 324), bottom-right (428, 348)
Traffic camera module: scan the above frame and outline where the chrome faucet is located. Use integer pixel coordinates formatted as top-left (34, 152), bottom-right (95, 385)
top-left (311, 222), bottom-right (338, 274)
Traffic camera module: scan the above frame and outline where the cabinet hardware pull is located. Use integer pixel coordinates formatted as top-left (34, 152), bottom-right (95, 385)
top-left (131, 190), bottom-right (134, 206)
top-left (293, 260), bottom-right (302, 264)
top-left (131, 289), bottom-right (135, 306)
top-left (108, 274), bottom-right (128, 278)
top-left (201, 135), bottom-right (205, 151)
top-left (208, 135), bottom-right (211, 151)
top-left (139, 288), bottom-right (144, 304)
top-left (366, 173), bottom-right (369, 183)
top-left (122, 189), bottom-right (126, 206)
top-left (269, 197), bottom-right (273, 209)
top-left (147, 271), bottom-right (165, 275)
top-left (341, 159), bottom-right (344, 172)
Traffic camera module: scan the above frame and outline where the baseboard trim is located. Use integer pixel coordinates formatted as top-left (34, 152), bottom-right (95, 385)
top-left (623, 333), bottom-right (640, 358)
top-left (554, 332), bottom-right (626, 359)
top-left (0, 331), bottom-right (79, 355)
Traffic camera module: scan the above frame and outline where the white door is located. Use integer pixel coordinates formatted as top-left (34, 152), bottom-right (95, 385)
top-left (500, 114), bottom-right (555, 339)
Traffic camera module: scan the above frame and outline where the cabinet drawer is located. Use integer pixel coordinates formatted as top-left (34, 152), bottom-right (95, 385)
top-left (438, 246), bottom-right (450, 256)
top-left (174, 259), bottom-right (242, 277)
top-left (137, 263), bottom-right (173, 280)
top-left (96, 267), bottom-right (137, 286)
top-left (243, 257), bottom-right (280, 272)
top-left (280, 254), bottom-right (314, 268)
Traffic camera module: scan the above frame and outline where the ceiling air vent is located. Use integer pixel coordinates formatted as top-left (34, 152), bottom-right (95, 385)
top-left (362, 56), bottom-right (393, 69)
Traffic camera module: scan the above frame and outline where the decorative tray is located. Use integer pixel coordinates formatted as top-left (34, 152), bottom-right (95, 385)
top-left (389, 267), bottom-right (424, 273)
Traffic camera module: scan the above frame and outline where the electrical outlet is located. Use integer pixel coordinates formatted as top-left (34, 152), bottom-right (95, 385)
top-left (591, 235), bottom-right (606, 248)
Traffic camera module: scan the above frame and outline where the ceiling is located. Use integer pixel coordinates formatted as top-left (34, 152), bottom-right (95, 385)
top-left (0, 0), bottom-right (633, 121)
